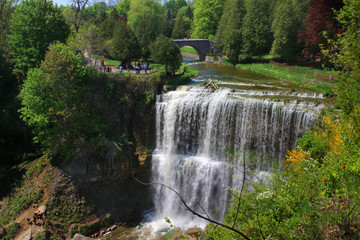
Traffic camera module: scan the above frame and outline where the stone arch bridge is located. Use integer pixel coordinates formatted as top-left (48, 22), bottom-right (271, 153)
top-left (173, 39), bottom-right (220, 61)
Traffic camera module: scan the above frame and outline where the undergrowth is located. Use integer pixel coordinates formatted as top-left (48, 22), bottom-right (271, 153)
top-left (0, 157), bottom-right (45, 225)
top-left (205, 113), bottom-right (360, 239)
top-left (165, 64), bottom-right (199, 91)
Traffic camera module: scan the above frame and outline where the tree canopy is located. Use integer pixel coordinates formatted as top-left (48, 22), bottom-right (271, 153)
top-left (19, 43), bottom-right (101, 158)
top-left (215, 0), bottom-right (245, 65)
top-left (9, 0), bottom-right (70, 77)
top-left (109, 20), bottom-right (141, 63)
top-left (150, 35), bottom-right (182, 75)
top-left (192, 0), bottom-right (226, 39)
top-left (127, 0), bottom-right (164, 57)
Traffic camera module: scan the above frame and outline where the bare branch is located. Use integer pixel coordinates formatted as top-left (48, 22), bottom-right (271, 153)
top-left (232, 158), bottom-right (247, 228)
top-left (132, 172), bottom-right (250, 240)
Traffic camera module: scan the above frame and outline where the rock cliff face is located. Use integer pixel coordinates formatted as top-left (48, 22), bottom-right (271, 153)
top-left (60, 74), bottom-right (161, 223)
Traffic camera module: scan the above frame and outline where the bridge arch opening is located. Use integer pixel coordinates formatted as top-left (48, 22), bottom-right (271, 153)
top-left (180, 46), bottom-right (202, 60)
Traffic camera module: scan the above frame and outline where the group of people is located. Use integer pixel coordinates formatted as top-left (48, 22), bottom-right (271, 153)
top-left (26, 210), bottom-right (45, 227)
top-left (100, 59), bottom-right (150, 74)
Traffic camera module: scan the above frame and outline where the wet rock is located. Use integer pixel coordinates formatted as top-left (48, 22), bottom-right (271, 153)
top-left (72, 233), bottom-right (95, 240)
top-left (185, 227), bottom-right (203, 239)
top-left (107, 225), bottom-right (118, 231)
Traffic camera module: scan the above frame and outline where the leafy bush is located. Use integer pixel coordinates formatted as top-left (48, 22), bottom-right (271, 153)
top-left (3, 223), bottom-right (20, 240)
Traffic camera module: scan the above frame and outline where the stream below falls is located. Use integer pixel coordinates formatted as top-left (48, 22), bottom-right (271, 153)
top-left (109, 58), bottom-right (328, 239)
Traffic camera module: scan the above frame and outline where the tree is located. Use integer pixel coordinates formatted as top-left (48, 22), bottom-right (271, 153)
top-left (71, 0), bottom-right (89, 32)
top-left (298, 0), bottom-right (343, 61)
top-left (240, 0), bottom-right (274, 60)
top-left (270, 0), bottom-right (308, 60)
top-left (215, 0), bottom-right (245, 65)
top-left (9, 0), bottom-right (70, 76)
top-left (0, 0), bottom-right (18, 44)
top-left (127, 0), bottom-right (164, 58)
top-left (109, 21), bottom-right (141, 63)
top-left (192, 0), bottom-right (226, 39)
top-left (115, 0), bottom-right (130, 18)
top-left (332, 0), bottom-right (360, 115)
top-left (150, 35), bottom-right (182, 75)
top-left (19, 43), bottom-right (101, 158)
top-left (172, 15), bottom-right (186, 39)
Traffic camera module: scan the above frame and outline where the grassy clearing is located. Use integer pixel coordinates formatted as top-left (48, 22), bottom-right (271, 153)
top-left (233, 62), bottom-right (335, 95)
top-left (91, 54), bottom-right (121, 66)
top-left (181, 46), bottom-right (198, 55)
top-left (165, 64), bottom-right (199, 91)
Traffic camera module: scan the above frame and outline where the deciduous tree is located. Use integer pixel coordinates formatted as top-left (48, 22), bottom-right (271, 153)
top-left (192, 0), bottom-right (226, 39)
top-left (298, 0), bottom-right (343, 61)
top-left (150, 35), bottom-right (182, 75)
top-left (9, 0), bottom-right (70, 77)
top-left (127, 0), bottom-right (164, 57)
top-left (19, 43), bottom-right (102, 158)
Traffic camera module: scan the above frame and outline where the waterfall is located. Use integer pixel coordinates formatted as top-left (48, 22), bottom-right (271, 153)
top-left (150, 85), bottom-right (322, 230)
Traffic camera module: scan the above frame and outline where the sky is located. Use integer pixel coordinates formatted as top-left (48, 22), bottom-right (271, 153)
top-left (52, 0), bottom-right (72, 6)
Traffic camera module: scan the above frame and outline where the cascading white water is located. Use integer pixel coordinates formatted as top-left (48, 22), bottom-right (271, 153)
top-left (150, 85), bottom-right (323, 230)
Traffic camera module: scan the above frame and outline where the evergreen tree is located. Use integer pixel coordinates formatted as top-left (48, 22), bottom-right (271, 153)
top-left (172, 15), bottom-right (186, 39)
top-left (240, 0), bottom-right (274, 60)
top-left (192, 0), bottom-right (226, 39)
top-left (270, 0), bottom-right (307, 60)
top-left (215, 0), bottom-right (245, 65)
top-left (8, 0), bottom-right (70, 77)
top-left (109, 21), bottom-right (141, 63)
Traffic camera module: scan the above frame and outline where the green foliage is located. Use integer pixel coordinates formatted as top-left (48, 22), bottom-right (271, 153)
top-left (215, 0), bottom-right (245, 65)
top-left (115, 0), bottom-right (130, 17)
top-left (332, 0), bottom-right (360, 115)
top-left (0, 181), bottom-right (43, 225)
top-left (127, 0), bottom-right (164, 57)
top-left (9, 0), bottom-right (70, 76)
top-left (3, 223), bottom-right (20, 240)
top-left (172, 16), bottom-right (186, 39)
top-left (19, 43), bottom-right (103, 159)
top-left (192, 0), bottom-right (226, 39)
top-left (109, 20), bottom-right (141, 62)
top-left (297, 130), bottom-right (328, 161)
top-left (240, 0), bottom-right (274, 60)
top-left (165, 64), bottom-right (199, 90)
top-left (150, 35), bottom-right (182, 75)
top-left (69, 215), bottom-right (113, 238)
top-left (270, 0), bottom-right (307, 60)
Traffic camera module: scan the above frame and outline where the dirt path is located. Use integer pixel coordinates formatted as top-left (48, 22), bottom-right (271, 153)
top-left (13, 167), bottom-right (49, 240)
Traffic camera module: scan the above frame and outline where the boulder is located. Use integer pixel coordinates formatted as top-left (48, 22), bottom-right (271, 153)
top-left (72, 233), bottom-right (95, 240)
top-left (185, 227), bottom-right (203, 239)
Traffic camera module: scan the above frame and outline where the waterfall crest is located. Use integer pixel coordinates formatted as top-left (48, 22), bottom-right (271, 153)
top-left (150, 85), bottom-right (322, 230)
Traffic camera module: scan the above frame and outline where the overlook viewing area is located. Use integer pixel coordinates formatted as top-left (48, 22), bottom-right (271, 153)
top-left (173, 39), bottom-right (220, 61)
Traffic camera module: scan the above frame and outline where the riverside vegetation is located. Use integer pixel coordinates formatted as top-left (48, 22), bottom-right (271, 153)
top-left (0, 0), bottom-right (360, 239)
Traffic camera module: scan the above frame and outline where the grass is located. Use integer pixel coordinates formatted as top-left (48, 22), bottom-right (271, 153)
top-left (233, 62), bottom-right (335, 95)
top-left (0, 181), bottom-right (43, 225)
top-left (181, 46), bottom-right (198, 55)
top-left (91, 54), bottom-right (121, 66)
